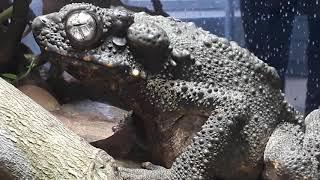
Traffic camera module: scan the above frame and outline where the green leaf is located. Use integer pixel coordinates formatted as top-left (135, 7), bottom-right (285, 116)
top-left (0, 6), bottom-right (13, 24)
top-left (1, 73), bottom-right (17, 80)
top-left (16, 54), bottom-right (38, 82)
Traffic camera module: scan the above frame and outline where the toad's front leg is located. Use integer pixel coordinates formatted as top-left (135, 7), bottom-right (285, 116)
top-left (170, 102), bottom-right (250, 179)
top-left (114, 101), bottom-right (250, 180)
top-left (264, 110), bottom-right (320, 180)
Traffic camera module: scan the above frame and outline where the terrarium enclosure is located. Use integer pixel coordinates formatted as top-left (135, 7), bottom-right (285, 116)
top-left (0, 1), bottom-right (320, 180)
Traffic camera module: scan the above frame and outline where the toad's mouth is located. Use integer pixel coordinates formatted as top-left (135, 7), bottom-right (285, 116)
top-left (42, 52), bottom-right (141, 110)
top-left (42, 51), bottom-right (143, 85)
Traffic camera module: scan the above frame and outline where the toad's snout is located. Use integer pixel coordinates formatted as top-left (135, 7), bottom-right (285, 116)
top-left (32, 16), bottom-right (48, 34)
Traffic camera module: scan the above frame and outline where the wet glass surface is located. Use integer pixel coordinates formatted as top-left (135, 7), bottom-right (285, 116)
top-left (24, 0), bottom-right (320, 113)
top-left (125, 0), bottom-right (320, 114)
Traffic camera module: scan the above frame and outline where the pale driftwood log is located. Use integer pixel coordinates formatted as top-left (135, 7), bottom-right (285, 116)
top-left (0, 77), bottom-right (120, 179)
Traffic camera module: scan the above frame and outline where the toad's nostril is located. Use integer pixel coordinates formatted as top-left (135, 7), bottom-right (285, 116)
top-left (32, 16), bottom-right (47, 33)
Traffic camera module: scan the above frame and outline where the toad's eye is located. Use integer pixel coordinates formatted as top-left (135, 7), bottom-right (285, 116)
top-left (65, 11), bottom-right (100, 48)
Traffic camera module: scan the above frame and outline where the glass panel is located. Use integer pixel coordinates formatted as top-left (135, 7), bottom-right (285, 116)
top-left (124, 0), bottom-right (320, 114)
top-left (24, 0), bottom-right (320, 114)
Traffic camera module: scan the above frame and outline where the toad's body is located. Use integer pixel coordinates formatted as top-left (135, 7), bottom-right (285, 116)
top-left (32, 3), bottom-right (319, 180)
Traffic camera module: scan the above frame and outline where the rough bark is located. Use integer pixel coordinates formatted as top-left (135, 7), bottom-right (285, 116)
top-left (0, 77), bottom-right (119, 179)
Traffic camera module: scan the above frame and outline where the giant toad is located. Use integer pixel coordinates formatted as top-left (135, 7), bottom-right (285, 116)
top-left (32, 3), bottom-right (319, 179)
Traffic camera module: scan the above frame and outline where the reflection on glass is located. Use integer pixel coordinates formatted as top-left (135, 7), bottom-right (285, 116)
top-left (125, 0), bottom-right (320, 114)
top-left (23, 0), bottom-right (320, 114)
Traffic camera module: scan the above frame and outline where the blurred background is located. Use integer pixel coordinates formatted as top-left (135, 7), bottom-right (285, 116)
top-left (4, 0), bottom-right (318, 113)
top-left (124, 0), bottom-right (311, 113)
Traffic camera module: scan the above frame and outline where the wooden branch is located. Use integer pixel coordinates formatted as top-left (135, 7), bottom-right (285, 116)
top-left (0, 78), bottom-right (119, 179)
top-left (151, 0), bottom-right (169, 17)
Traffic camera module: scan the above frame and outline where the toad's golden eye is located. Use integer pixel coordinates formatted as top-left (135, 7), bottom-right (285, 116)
top-left (65, 11), bottom-right (98, 48)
